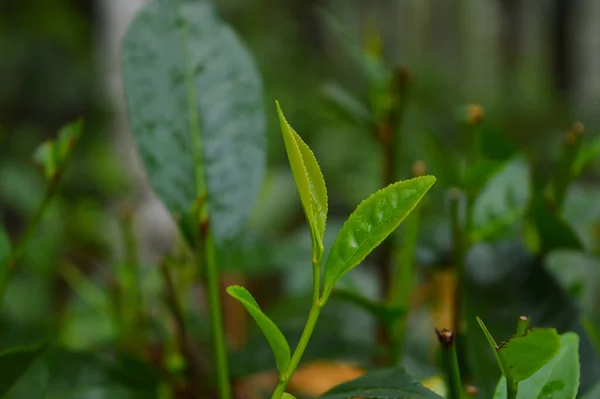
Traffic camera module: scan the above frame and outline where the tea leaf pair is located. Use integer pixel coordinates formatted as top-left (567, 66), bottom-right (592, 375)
top-left (32, 120), bottom-right (84, 181)
top-left (227, 103), bottom-right (435, 393)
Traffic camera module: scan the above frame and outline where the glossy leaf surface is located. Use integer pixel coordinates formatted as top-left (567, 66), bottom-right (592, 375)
top-left (323, 176), bottom-right (435, 299)
top-left (493, 333), bottom-right (579, 399)
top-left (277, 101), bottom-right (328, 259)
top-left (320, 366), bottom-right (443, 399)
top-left (122, 0), bottom-right (265, 244)
top-left (0, 342), bottom-right (48, 396)
top-left (226, 285), bottom-right (290, 378)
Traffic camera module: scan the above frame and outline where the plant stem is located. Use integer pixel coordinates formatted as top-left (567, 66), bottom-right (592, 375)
top-left (0, 180), bottom-right (58, 310)
top-left (271, 258), bottom-right (322, 399)
top-left (160, 260), bottom-right (203, 395)
top-left (507, 380), bottom-right (519, 399)
top-left (204, 230), bottom-right (231, 399)
top-left (516, 316), bottom-right (529, 336)
top-left (435, 328), bottom-right (463, 399)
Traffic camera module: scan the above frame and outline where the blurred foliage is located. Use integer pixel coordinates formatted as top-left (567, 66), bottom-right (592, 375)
top-left (1, 0), bottom-right (600, 398)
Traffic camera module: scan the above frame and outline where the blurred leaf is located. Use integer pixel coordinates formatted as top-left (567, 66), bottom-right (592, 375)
top-left (572, 136), bottom-right (600, 177)
top-left (282, 393), bottom-right (296, 399)
top-left (529, 190), bottom-right (582, 254)
top-left (0, 226), bottom-right (10, 290)
top-left (493, 333), bottom-right (579, 399)
top-left (476, 125), bottom-right (517, 161)
top-left (553, 124), bottom-right (584, 210)
top-left (227, 286), bottom-right (290, 379)
top-left (582, 315), bottom-right (600, 356)
top-left (323, 176), bottom-right (436, 299)
top-left (321, 82), bottom-right (373, 126)
top-left (122, 0), bottom-right (266, 244)
top-left (470, 156), bottom-right (530, 242)
top-left (0, 342), bottom-right (48, 396)
top-left (582, 381), bottom-right (600, 399)
top-left (277, 101), bottom-right (328, 261)
top-left (464, 241), bottom-right (600, 396)
top-left (319, 10), bottom-right (388, 87)
top-left (463, 160), bottom-right (503, 192)
top-left (331, 288), bottom-right (405, 327)
top-left (32, 120), bottom-right (83, 181)
top-left (319, 366), bottom-right (443, 399)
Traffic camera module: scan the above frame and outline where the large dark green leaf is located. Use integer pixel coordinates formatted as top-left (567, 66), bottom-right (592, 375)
top-left (320, 366), bottom-right (443, 399)
top-left (122, 0), bottom-right (265, 244)
top-left (0, 342), bottom-right (48, 396)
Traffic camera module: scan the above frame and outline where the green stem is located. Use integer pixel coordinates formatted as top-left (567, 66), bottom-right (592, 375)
top-left (271, 259), bottom-right (322, 399)
top-left (204, 231), bottom-right (231, 399)
top-left (507, 379), bottom-right (519, 399)
top-left (516, 316), bottom-right (529, 336)
top-left (389, 205), bottom-right (421, 364)
top-left (119, 209), bottom-right (143, 344)
top-left (436, 328), bottom-right (463, 399)
top-left (0, 181), bottom-right (58, 309)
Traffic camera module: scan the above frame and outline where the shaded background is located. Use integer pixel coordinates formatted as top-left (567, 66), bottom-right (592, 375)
top-left (2, 0), bottom-right (600, 397)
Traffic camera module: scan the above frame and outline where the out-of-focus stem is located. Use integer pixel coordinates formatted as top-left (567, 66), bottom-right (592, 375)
top-left (436, 328), bottom-right (463, 399)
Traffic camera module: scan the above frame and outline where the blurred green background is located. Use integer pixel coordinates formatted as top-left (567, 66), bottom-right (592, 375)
top-left (2, 0), bottom-right (600, 398)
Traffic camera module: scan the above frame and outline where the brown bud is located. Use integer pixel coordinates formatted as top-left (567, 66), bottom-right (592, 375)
top-left (435, 328), bottom-right (455, 349)
top-left (412, 160), bottom-right (427, 177)
top-left (465, 385), bottom-right (479, 396)
top-left (467, 104), bottom-right (484, 125)
top-left (565, 121), bottom-right (584, 146)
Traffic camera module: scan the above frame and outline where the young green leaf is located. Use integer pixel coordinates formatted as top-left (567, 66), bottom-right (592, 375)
top-left (32, 119), bottom-right (84, 181)
top-left (282, 393), bottom-right (297, 399)
top-left (572, 136), bottom-right (600, 177)
top-left (477, 317), bottom-right (561, 383)
top-left (319, 366), bottom-right (443, 399)
top-left (226, 285), bottom-right (290, 379)
top-left (322, 176), bottom-right (435, 300)
top-left (0, 342), bottom-right (48, 396)
top-left (122, 0), bottom-right (266, 244)
top-left (276, 101), bottom-right (328, 261)
top-left (493, 333), bottom-right (579, 399)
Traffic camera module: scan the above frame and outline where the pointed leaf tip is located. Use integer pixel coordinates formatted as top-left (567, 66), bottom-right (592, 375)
top-left (226, 285), bottom-right (290, 378)
top-left (277, 102), bottom-right (328, 261)
top-left (323, 175), bottom-right (435, 299)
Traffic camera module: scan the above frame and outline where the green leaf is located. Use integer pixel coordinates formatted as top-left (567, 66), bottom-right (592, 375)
top-left (55, 119), bottom-right (84, 162)
top-left (470, 155), bottom-right (530, 242)
top-left (331, 288), bottom-right (405, 327)
top-left (582, 381), bottom-right (600, 399)
top-left (282, 393), bottom-right (297, 399)
top-left (477, 317), bottom-right (561, 383)
top-left (493, 333), bottom-right (579, 399)
top-left (226, 285), bottom-right (290, 378)
top-left (122, 0), bottom-right (266, 244)
top-left (0, 342), bottom-right (48, 396)
top-left (476, 125), bottom-right (518, 161)
top-left (276, 101), bottom-right (328, 261)
top-left (319, 366), bottom-right (443, 399)
top-left (530, 190), bottom-right (582, 254)
top-left (573, 136), bottom-right (600, 177)
top-left (32, 120), bottom-right (84, 181)
top-left (322, 176), bottom-right (435, 299)
top-left (320, 82), bottom-right (373, 126)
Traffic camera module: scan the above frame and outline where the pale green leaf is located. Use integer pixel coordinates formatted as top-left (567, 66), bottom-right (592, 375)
top-left (226, 285), bottom-right (290, 379)
top-left (323, 176), bottom-right (435, 299)
top-left (319, 366), bottom-right (443, 399)
top-left (282, 393), bottom-right (297, 399)
top-left (122, 0), bottom-right (266, 244)
top-left (493, 333), bottom-right (579, 399)
top-left (276, 101), bottom-right (328, 259)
